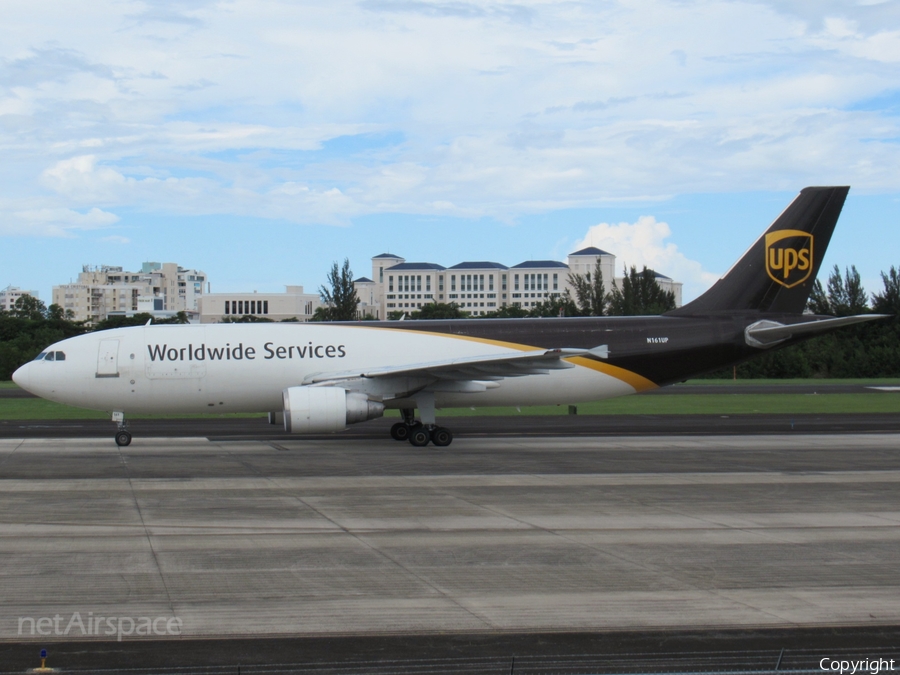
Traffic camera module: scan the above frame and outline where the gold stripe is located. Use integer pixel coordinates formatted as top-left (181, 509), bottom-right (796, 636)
top-left (349, 325), bottom-right (658, 392)
top-left (566, 356), bottom-right (659, 392)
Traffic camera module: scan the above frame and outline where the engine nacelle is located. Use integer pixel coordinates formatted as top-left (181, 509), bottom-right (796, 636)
top-left (282, 386), bottom-right (384, 434)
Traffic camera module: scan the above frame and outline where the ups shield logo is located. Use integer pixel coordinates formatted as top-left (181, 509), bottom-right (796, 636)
top-left (765, 229), bottom-right (813, 288)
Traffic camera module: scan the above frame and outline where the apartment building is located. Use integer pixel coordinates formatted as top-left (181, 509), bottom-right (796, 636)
top-left (0, 286), bottom-right (39, 312)
top-left (361, 247), bottom-right (682, 319)
top-left (198, 286), bottom-right (321, 323)
top-left (52, 262), bottom-right (207, 324)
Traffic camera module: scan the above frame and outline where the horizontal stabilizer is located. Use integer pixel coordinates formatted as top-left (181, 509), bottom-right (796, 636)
top-left (745, 314), bottom-right (888, 347)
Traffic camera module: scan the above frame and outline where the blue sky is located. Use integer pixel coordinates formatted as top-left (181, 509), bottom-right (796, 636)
top-left (2, 0), bottom-right (899, 304)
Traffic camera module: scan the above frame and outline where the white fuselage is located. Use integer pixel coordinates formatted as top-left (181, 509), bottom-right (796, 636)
top-left (13, 324), bottom-right (639, 415)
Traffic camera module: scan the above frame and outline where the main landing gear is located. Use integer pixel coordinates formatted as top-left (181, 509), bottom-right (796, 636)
top-left (389, 403), bottom-right (453, 447)
top-left (112, 411), bottom-right (132, 447)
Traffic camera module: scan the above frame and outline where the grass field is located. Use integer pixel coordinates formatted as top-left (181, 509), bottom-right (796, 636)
top-left (1, 382), bottom-right (899, 419)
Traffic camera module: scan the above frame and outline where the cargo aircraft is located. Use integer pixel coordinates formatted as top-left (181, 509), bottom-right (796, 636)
top-left (13, 187), bottom-right (886, 447)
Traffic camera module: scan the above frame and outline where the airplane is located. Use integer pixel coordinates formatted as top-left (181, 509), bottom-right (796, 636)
top-left (12, 186), bottom-right (887, 448)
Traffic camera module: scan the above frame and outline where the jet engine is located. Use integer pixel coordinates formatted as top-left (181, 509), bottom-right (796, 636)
top-left (282, 386), bottom-right (384, 434)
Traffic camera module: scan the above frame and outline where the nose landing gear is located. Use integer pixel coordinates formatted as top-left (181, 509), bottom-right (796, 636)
top-left (112, 411), bottom-right (132, 447)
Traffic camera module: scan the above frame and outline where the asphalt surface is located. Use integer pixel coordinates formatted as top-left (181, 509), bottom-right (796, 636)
top-left (2, 431), bottom-right (900, 672)
top-left (3, 627), bottom-right (900, 673)
top-left (3, 411), bottom-right (900, 441)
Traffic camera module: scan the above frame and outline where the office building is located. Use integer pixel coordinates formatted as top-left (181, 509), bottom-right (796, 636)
top-left (53, 262), bottom-right (207, 324)
top-left (361, 247), bottom-right (682, 319)
top-left (0, 286), bottom-right (39, 312)
top-left (198, 286), bottom-right (321, 323)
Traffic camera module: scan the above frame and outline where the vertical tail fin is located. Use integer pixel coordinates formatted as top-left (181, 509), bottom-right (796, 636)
top-left (669, 186), bottom-right (849, 316)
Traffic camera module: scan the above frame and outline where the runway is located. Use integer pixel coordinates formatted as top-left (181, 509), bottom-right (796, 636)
top-left (1, 431), bottom-right (900, 671)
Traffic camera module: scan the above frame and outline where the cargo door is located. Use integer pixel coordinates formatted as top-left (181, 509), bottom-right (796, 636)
top-left (97, 339), bottom-right (120, 378)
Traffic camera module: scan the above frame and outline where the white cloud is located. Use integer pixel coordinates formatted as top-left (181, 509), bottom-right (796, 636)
top-left (4, 206), bottom-right (119, 237)
top-left (0, 0), bottom-right (898, 234)
top-left (573, 216), bottom-right (721, 301)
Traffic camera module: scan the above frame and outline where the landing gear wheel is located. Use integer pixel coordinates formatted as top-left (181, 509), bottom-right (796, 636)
top-left (115, 431), bottom-right (132, 447)
top-left (409, 427), bottom-right (431, 447)
top-left (390, 422), bottom-right (410, 442)
top-left (431, 427), bottom-right (453, 447)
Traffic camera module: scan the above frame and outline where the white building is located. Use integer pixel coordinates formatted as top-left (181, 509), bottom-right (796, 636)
top-left (358, 247), bottom-right (682, 319)
top-left (0, 286), bottom-right (39, 312)
top-left (53, 262), bottom-right (207, 324)
top-left (198, 286), bottom-right (320, 323)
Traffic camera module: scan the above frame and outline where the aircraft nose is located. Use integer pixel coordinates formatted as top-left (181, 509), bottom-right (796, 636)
top-left (12, 363), bottom-right (32, 392)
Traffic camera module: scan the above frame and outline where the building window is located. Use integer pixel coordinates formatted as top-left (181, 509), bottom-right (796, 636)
top-left (416, 275), bottom-right (422, 292)
top-left (426, 276), bottom-right (431, 292)
top-left (544, 273), bottom-right (549, 291)
top-left (389, 276), bottom-right (394, 292)
top-left (514, 274), bottom-right (519, 291)
top-left (451, 275), bottom-right (456, 292)
top-left (479, 274), bottom-right (485, 291)
top-left (264, 301), bottom-right (269, 314)
top-left (489, 275), bottom-right (494, 291)
top-left (225, 301), bottom-right (230, 315)
top-left (439, 277), bottom-right (444, 292)
top-left (553, 273), bottom-right (558, 291)
top-left (379, 267), bottom-right (383, 284)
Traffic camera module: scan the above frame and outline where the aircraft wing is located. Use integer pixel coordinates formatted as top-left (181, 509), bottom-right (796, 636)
top-left (303, 346), bottom-right (609, 386)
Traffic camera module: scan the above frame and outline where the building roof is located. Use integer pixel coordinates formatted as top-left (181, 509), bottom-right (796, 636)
top-left (448, 261), bottom-right (509, 270)
top-left (649, 269), bottom-right (672, 280)
top-left (353, 277), bottom-right (373, 284)
top-left (386, 262), bottom-right (447, 271)
top-left (372, 253), bottom-right (402, 259)
top-left (511, 260), bottom-right (570, 269)
top-left (569, 246), bottom-right (612, 256)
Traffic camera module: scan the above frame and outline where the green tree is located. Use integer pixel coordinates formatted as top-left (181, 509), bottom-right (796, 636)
top-left (872, 266), bottom-right (900, 315)
top-left (825, 264), bottom-right (868, 316)
top-left (314, 259), bottom-right (359, 321)
top-left (409, 303), bottom-right (469, 320)
top-left (480, 305), bottom-right (530, 318)
top-left (219, 314), bottom-right (274, 323)
top-left (0, 298), bottom-right (86, 380)
top-left (607, 266), bottom-right (677, 316)
top-left (11, 294), bottom-right (47, 321)
top-left (567, 260), bottom-right (605, 316)
top-left (807, 279), bottom-right (830, 315)
top-left (528, 294), bottom-right (580, 318)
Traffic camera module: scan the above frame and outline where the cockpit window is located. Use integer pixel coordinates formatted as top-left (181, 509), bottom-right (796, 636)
top-left (33, 350), bottom-right (66, 361)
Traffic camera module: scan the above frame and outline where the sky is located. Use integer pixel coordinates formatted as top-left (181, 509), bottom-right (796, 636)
top-left (1, 0), bottom-right (899, 305)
